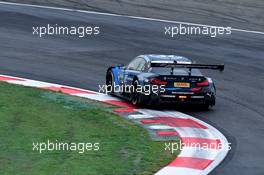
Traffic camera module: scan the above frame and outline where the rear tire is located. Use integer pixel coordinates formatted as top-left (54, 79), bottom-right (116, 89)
top-left (200, 103), bottom-right (210, 110)
top-left (147, 99), bottom-right (161, 108)
top-left (131, 80), bottom-right (143, 106)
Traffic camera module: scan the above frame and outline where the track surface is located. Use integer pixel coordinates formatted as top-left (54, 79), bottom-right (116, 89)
top-left (2, 0), bottom-right (264, 31)
top-left (0, 3), bottom-right (264, 175)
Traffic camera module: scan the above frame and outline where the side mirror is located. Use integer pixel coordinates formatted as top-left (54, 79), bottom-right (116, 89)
top-left (118, 64), bottom-right (126, 69)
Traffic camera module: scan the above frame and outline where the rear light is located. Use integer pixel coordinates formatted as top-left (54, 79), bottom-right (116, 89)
top-left (191, 87), bottom-right (202, 92)
top-left (149, 78), bottom-right (167, 85)
top-left (196, 79), bottom-right (209, 87)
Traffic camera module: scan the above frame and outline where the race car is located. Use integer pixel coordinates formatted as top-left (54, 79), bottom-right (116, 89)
top-left (106, 55), bottom-right (224, 108)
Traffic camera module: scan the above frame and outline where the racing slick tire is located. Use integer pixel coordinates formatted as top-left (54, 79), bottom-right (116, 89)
top-left (200, 103), bottom-right (210, 110)
top-left (106, 70), bottom-right (115, 94)
top-left (131, 80), bottom-right (143, 106)
top-left (146, 95), bottom-right (161, 108)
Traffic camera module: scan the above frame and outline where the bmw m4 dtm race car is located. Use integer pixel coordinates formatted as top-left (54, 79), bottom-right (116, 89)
top-left (106, 55), bottom-right (224, 108)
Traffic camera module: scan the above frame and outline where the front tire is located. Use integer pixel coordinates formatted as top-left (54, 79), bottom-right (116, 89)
top-left (106, 70), bottom-right (114, 94)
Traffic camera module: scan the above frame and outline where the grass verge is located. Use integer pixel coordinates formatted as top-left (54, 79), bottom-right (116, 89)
top-left (0, 82), bottom-right (179, 175)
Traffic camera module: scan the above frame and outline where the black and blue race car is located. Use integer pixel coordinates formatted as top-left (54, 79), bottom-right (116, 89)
top-left (106, 55), bottom-right (224, 108)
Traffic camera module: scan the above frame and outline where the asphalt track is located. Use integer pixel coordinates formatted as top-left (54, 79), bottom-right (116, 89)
top-left (0, 2), bottom-right (264, 175)
top-left (2, 0), bottom-right (264, 32)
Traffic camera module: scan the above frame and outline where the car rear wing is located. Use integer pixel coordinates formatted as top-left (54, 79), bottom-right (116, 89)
top-left (150, 61), bottom-right (224, 71)
top-left (150, 61), bottom-right (224, 75)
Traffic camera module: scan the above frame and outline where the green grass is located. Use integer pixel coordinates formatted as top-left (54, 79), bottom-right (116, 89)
top-left (0, 82), bottom-right (179, 175)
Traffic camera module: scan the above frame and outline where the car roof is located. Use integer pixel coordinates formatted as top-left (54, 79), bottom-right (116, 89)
top-left (141, 54), bottom-right (192, 63)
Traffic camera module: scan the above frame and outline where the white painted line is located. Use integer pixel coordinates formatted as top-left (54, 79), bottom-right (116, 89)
top-left (166, 111), bottom-right (194, 119)
top-left (74, 93), bottom-right (119, 101)
top-left (1, 74), bottom-right (99, 94)
top-left (174, 127), bottom-right (217, 139)
top-left (148, 125), bottom-right (174, 130)
top-left (128, 114), bottom-right (154, 119)
top-left (0, 1), bottom-right (263, 35)
top-left (7, 79), bottom-right (59, 88)
top-left (138, 109), bottom-right (187, 119)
